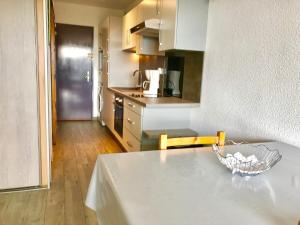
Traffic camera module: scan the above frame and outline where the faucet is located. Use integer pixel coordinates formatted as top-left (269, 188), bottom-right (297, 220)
top-left (132, 70), bottom-right (143, 90)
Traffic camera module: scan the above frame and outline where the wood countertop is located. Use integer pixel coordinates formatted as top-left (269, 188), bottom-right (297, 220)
top-left (108, 87), bottom-right (200, 108)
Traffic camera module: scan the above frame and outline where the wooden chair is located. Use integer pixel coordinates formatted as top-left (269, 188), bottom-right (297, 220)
top-left (159, 131), bottom-right (226, 150)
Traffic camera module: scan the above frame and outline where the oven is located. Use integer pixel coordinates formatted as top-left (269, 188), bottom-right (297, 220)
top-left (114, 95), bottom-right (123, 137)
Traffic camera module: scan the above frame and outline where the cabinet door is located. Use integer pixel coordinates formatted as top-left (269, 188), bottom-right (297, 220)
top-left (102, 89), bottom-right (115, 130)
top-left (158, 0), bottom-right (208, 51)
top-left (136, 36), bottom-right (165, 56)
top-left (159, 0), bottom-right (177, 51)
top-left (175, 0), bottom-right (208, 51)
top-left (124, 128), bottom-right (141, 152)
top-left (122, 7), bottom-right (137, 50)
top-left (122, 13), bottom-right (129, 50)
top-left (137, 0), bottom-right (160, 23)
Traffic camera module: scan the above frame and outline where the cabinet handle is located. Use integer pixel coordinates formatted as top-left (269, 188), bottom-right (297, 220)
top-left (127, 118), bottom-right (135, 125)
top-left (127, 30), bottom-right (130, 45)
top-left (127, 141), bottom-right (133, 148)
top-left (128, 102), bottom-right (135, 108)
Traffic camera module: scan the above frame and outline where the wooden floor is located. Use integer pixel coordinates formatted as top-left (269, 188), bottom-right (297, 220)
top-left (0, 121), bottom-right (123, 225)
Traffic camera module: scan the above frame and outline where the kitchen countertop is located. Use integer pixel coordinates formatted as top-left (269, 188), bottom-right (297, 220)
top-left (86, 141), bottom-right (300, 225)
top-left (108, 87), bottom-right (200, 108)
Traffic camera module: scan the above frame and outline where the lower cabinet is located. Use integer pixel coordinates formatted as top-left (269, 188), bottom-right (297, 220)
top-left (103, 93), bottom-right (143, 152)
top-left (123, 105), bottom-right (142, 140)
top-left (104, 92), bottom-right (195, 152)
top-left (123, 98), bottom-right (143, 151)
top-left (123, 128), bottom-right (141, 152)
top-left (102, 88), bottom-right (115, 131)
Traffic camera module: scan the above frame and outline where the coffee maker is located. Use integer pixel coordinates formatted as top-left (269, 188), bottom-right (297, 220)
top-left (167, 70), bottom-right (181, 97)
top-left (143, 70), bottom-right (160, 98)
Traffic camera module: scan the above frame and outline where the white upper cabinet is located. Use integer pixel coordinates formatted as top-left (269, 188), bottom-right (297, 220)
top-left (122, 1), bottom-right (164, 55)
top-left (137, 0), bottom-right (161, 24)
top-left (122, 6), bottom-right (138, 50)
top-left (136, 36), bottom-right (164, 56)
top-left (123, 0), bottom-right (208, 53)
top-left (159, 0), bottom-right (208, 51)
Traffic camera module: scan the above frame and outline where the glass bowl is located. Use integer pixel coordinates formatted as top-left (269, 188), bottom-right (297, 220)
top-left (212, 143), bottom-right (282, 176)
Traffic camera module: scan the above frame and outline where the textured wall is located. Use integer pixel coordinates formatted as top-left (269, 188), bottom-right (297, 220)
top-left (54, 2), bottom-right (123, 117)
top-left (191, 0), bottom-right (300, 147)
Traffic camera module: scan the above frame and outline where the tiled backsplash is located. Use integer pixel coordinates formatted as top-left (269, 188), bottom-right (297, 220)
top-left (139, 55), bottom-right (166, 79)
top-left (139, 51), bottom-right (204, 102)
top-left (166, 51), bottom-right (204, 102)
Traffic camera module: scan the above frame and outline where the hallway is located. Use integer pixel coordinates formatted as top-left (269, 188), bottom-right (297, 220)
top-left (0, 121), bottom-right (122, 225)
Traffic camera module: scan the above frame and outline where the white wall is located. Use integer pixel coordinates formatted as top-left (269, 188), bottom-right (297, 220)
top-left (53, 2), bottom-right (123, 117)
top-left (191, 0), bottom-right (300, 147)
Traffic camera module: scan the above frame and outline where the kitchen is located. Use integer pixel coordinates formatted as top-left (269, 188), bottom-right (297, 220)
top-left (99, 0), bottom-right (207, 152)
top-left (0, 0), bottom-right (299, 225)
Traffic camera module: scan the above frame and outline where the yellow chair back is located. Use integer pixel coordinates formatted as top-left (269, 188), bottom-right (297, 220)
top-left (159, 131), bottom-right (225, 150)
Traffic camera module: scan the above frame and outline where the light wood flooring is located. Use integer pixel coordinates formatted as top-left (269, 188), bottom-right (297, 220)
top-left (0, 121), bottom-right (123, 225)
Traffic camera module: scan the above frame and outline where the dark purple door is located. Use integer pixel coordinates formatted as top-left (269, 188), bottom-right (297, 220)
top-left (56, 24), bottom-right (93, 120)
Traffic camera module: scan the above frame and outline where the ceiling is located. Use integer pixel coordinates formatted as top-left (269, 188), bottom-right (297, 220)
top-left (53, 0), bottom-right (140, 10)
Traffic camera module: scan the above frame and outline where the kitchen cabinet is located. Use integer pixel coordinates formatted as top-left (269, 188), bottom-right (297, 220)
top-left (124, 98), bottom-right (143, 115)
top-left (123, 98), bottom-right (143, 151)
top-left (124, 128), bottom-right (141, 152)
top-left (120, 95), bottom-right (195, 152)
top-left (137, 0), bottom-right (161, 24)
top-left (136, 36), bottom-right (164, 56)
top-left (159, 0), bottom-right (208, 51)
top-left (122, 7), bottom-right (138, 51)
top-left (102, 89), bottom-right (115, 131)
top-left (100, 16), bottom-right (138, 128)
top-left (122, 0), bottom-right (164, 56)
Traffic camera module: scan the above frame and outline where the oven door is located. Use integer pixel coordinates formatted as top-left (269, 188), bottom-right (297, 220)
top-left (114, 102), bottom-right (123, 137)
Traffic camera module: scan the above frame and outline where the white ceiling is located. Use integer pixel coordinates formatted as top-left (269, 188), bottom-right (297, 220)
top-left (53, 0), bottom-right (140, 10)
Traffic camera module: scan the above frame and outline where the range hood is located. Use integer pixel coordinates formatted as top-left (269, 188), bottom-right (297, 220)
top-left (130, 19), bottom-right (160, 37)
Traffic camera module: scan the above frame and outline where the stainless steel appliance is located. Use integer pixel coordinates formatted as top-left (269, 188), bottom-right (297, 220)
top-left (114, 95), bottom-right (124, 137)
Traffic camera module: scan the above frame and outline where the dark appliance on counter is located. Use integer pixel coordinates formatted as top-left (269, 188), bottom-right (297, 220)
top-left (165, 55), bottom-right (184, 97)
top-left (114, 95), bottom-right (124, 137)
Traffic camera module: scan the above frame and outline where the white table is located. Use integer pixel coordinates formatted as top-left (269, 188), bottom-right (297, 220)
top-left (85, 142), bottom-right (300, 225)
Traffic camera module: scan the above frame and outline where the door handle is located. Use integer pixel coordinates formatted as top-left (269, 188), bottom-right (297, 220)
top-left (128, 102), bottom-right (135, 108)
top-left (84, 71), bottom-right (90, 83)
top-left (127, 118), bottom-right (135, 125)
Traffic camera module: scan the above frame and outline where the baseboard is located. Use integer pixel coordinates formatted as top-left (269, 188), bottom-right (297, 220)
top-left (0, 185), bottom-right (48, 194)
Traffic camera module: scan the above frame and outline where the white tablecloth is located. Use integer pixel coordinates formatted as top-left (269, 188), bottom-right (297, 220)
top-left (86, 142), bottom-right (300, 225)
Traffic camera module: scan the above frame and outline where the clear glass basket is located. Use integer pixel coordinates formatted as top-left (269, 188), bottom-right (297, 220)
top-left (212, 143), bottom-right (282, 176)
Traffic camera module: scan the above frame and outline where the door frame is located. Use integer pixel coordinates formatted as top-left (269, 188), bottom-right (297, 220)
top-left (56, 23), bottom-right (94, 121)
top-left (36, 0), bottom-right (51, 188)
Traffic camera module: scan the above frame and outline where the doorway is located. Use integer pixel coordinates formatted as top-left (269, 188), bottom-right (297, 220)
top-left (56, 24), bottom-right (93, 120)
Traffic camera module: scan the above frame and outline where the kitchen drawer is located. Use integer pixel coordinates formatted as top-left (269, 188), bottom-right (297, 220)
top-left (124, 128), bottom-right (141, 152)
top-left (124, 107), bottom-right (142, 140)
top-left (124, 98), bottom-right (143, 115)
